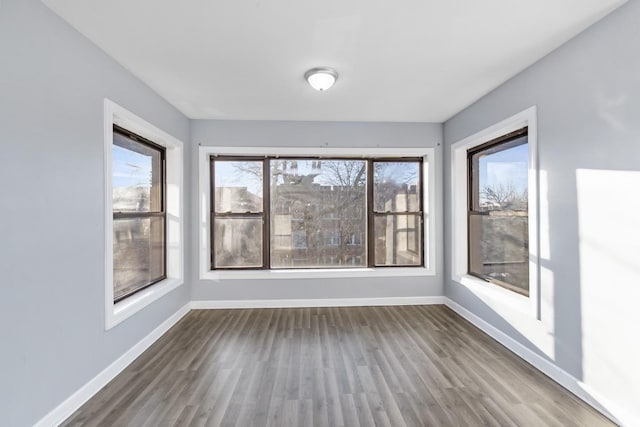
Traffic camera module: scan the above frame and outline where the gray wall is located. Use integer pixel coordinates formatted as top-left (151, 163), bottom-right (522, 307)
top-left (0, 1), bottom-right (191, 425)
top-left (443, 1), bottom-right (640, 424)
top-left (190, 120), bottom-right (444, 302)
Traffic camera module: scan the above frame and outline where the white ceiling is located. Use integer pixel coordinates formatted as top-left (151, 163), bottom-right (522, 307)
top-left (43, 0), bottom-right (626, 122)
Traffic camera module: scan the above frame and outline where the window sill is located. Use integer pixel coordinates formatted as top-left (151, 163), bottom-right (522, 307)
top-left (453, 273), bottom-right (532, 315)
top-left (106, 277), bottom-right (183, 329)
top-left (202, 267), bottom-right (435, 281)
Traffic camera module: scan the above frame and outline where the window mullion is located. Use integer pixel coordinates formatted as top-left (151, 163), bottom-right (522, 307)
top-left (263, 158), bottom-right (270, 269)
top-left (210, 159), bottom-right (216, 270)
top-left (367, 159), bottom-right (375, 267)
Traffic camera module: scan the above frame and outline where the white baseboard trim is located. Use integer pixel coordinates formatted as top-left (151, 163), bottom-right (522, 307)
top-left (191, 296), bottom-right (446, 309)
top-left (34, 303), bottom-right (191, 427)
top-left (444, 298), bottom-right (630, 426)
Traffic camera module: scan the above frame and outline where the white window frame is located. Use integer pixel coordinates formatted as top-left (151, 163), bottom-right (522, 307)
top-left (104, 99), bottom-right (184, 329)
top-left (199, 146), bottom-right (437, 280)
top-left (450, 106), bottom-right (539, 318)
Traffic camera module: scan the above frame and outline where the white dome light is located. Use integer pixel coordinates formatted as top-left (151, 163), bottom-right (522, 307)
top-left (304, 67), bottom-right (338, 91)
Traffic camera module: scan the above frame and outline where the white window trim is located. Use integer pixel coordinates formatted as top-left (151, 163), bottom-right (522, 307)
top-left (198, 145), bottom-right (436, 280)
top-left (450, 106), bottom-right (540, 319)
top-left (104, 99), bottom-right (184, 329)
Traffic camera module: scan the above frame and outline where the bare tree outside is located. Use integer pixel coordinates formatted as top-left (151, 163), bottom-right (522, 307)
top-left (373, 162), bottom-right (419, 211)
top-left (480, 183), bottom-right (527, 211)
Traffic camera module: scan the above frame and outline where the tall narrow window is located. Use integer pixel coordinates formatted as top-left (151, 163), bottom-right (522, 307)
top-left (372, 160), bottom-right (423, 266)
top-left (211, 159), bottom-right (266, 269)
top-left (467, 128), bottom-right (529, 296)
top-left (112, 126), bottom-right (166, 302)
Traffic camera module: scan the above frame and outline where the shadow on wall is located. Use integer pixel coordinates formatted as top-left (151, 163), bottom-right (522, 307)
top-left (543, 164), bottom-right (584, 382)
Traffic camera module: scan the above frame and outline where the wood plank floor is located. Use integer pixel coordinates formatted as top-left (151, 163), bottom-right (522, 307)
top-left (62, 306), bottom-right (614, 426)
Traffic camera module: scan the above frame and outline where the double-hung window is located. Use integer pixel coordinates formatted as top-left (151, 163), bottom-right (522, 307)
top-left (209, 156), bottom-right (424, 270)
top-left (112, 125), bottom-right (166, 302)
top-left (372, 160), bottom-right (423, 266)
top-left (105, 99), bottom-right (184, 329)
top-left (467, 127), bottom-right (529, 296)
top-left (211, 158), bottom-right (266, 269)
top-left (451, 106), bottom-right (537, 315)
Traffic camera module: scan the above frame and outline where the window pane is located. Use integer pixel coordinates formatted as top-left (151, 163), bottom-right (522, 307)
top-left (469, 213), bottom-right (529, 295)
top-left (470, 137), bottom-right (528, 212)
top-left (270, 159), bottom-right (366, 268)
top-left (214, 160), bottom-right (263, 213)
top-left (112, 133), bottom-right (162, 212)
top-left (214, 217), bottom-right (263, 268)
top-left (374, 162), bottom-right (420, 212)
top-left (374, 214), bottom-right (421, 266)
top-left (113, 217), bottom-right (165, 300)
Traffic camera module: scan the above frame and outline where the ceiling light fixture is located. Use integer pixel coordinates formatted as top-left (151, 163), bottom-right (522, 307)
top-left (304, 67), bottom-right (338, 91)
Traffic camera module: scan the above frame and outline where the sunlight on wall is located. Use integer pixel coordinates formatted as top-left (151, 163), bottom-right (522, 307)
top-left (166, 181), bottom-right (181, 277)
top-left (461, 276), bottom-right (556, 354)
top-left (166, 147), bottom-right (183, 280)
top-left (538, 170), bottom-right (555, 331)
top-left (166, 183), bottom-right (180, 217)
top-left (167, 215), bottom-right (181, 278)
top-left (576, 168), bottom-right (640, 424)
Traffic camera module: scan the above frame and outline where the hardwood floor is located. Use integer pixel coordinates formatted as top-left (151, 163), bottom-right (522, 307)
top-left (62, 306), bottom-right (614, 426)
